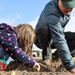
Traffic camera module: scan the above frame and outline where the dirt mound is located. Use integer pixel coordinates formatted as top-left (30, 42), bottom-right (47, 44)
top-left (0, 57), bottom-right (74, 75)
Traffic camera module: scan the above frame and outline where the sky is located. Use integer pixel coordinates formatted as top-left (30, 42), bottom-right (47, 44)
top-left (0, 0), bottom-right (49, 26)
top-left (0, 0), bottom-right (75, 49)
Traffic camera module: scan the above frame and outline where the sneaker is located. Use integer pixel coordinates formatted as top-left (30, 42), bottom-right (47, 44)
top-left (0, 61), bottom-right (8, 71)
top-left (0, 46), bottom-right (12, 71)
top-left (0, 56), bottom-right (12, 71)
top-left (43, 59), bottom-right (51, 66)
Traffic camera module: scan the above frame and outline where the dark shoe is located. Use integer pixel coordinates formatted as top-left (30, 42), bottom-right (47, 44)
top-left (43, 59), bottom-right (51, 66)
top-left (52, 50), bottom-right (59, 61)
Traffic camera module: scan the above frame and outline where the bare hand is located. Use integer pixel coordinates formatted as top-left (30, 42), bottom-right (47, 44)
top-left (33, 62), bottom-right (40, 72)
top-left (70, 68), bottom-right (75, 73)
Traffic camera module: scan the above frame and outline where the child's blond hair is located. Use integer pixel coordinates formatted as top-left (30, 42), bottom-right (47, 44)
top-left (14, 24), bottom-right (36, 56)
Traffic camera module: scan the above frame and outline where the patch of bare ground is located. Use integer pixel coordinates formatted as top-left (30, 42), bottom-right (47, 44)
top-left (0, 57), bottom-right (75, 75)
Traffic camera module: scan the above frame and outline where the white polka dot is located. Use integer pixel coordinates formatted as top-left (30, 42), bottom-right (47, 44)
top-left (29, 65), bottom-right (31, 67)
top-left (7, 34), bottom-right (10, 36)
top-left (14, 46), bottom-right (17, 48)
top-left (2, 42), bottom-right (4, 44)
top-left (1, 37), bottom-right (3, 38)
top-left (1, 26), bottom-right (3, 27)
top-left (28, 58), bottom-right (31, 60)
top-left (11, 53), bottom-right (13, 56)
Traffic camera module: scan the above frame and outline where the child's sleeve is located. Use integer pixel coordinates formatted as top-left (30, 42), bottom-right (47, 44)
top-left (11, 49), bottom-right (35, 67)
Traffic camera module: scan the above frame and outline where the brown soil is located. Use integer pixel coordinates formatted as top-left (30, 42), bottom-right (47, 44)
top-left (0, 57), bottom-right (74, 75)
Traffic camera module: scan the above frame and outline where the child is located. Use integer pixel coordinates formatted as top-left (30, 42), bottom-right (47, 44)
top-left (0, 23), bottom-right (40, 72)
top-left (14, 24), bottom-right (36, 56)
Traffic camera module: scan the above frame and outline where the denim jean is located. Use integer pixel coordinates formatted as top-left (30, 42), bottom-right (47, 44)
top-left (46, 16), bottom-right (75, 71)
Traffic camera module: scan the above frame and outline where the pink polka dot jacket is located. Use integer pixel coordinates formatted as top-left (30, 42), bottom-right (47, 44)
top-left (0, 23), bottom-right (35, 67)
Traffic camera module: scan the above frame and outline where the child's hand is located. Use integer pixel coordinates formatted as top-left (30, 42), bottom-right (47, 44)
top-left (33, 62), bottom-right (40, 72)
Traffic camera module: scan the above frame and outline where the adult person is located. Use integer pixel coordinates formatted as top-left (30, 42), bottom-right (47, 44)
top-left (34, 0), bottom-right (75, 73)
top-left (52, 32), bottom-right (75, 60)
